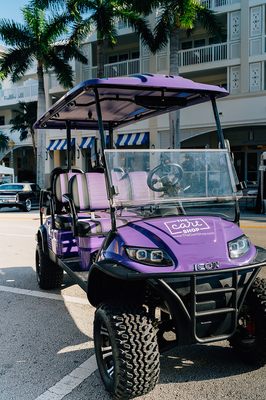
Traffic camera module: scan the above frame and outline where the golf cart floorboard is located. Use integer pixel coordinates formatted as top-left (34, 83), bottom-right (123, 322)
top-left (58, 257), bottom-right (89, 291)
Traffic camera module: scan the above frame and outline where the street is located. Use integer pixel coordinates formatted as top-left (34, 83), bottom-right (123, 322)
top-left (0, 208), bottom-right (265, 400)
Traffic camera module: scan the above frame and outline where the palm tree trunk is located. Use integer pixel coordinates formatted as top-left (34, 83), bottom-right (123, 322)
top-left (36, 62), bottom-right (47, 188)
top-left (30, 128), bottom-right (37, 163)
top-left (169, 28), bottom-right (181, 148)
top-left (97, 38), bottom-right (105, 78)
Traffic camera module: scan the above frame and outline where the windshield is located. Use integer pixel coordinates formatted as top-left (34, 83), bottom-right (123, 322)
top-left (0, 184), bottom-right (24, 191)
top-left (105, 149), bottom-right (238, 220)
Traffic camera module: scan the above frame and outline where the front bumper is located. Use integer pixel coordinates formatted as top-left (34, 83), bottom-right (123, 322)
top-left (91, 246), bottom-right (266, 281)
top-left (89, 246), bottom-right (266, 345)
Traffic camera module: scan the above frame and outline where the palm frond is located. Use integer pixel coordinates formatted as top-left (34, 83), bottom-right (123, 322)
top-left (120, 11), bottom-right (156, 53)
top-left (0, 20), bottom-right (32, 47)
top-left (10, 102), bottom-right (37, 136)
top-left (0, 132), bottom-right (9, 151)
top-left (42, 12), bottom-right (71, 43)
top-left (22, 5), bottom-right (46, 35)
top-left (69, 19), bottom-right (92, 44)
top-left (123, 0), bottom-right (160, 16)
top-left (55, 42), bottom-right (88, 64)
top-left (0, 48), bottom-right (34, 82)
top-left (152, 8), bottom-right (173, 52)
top-left (45, 51), bottom-right (74, 88)
top-left (30, 0), bottom-right (66, 12)
top-left (195, 4), bottom-right (223, 39)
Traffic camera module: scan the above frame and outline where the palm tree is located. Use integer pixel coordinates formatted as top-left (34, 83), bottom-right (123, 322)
top-left (0, 2), bottom-right (88, 187)
top-left (10, 101), bottom-right (37, 163)
top-left (151, 0), bottom-right (222, 148)
top-left (36, 0), bottom-right (155, 78)
top-left (0, 132), bottom-right (9, 151)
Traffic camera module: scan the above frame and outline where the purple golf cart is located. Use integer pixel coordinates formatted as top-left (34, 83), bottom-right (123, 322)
top-left (34, 74), bottom-right (266, 399)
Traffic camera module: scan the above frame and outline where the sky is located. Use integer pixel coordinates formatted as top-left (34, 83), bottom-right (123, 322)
top-left (0, 0), bottom-right (30, 23)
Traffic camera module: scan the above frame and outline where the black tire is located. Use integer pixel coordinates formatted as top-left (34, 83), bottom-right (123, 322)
top-left (23, 198), bottom-right (32, 212)
top-left (229, 277), bottom-right (266, 366)
top-left (36, 243), bottom-right (63, 290)
top-left (94, 304), bottom-right (160, 399)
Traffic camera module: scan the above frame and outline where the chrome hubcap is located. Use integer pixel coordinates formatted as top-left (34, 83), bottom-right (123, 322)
top-left (99, 323), bottom-right (114, 378)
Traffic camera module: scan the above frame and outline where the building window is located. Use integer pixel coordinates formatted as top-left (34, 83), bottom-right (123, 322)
top-left (194, 39), bottom-right (205, 48)
top-left (230, 66), bottom-right (240, 93)
top-left (0, 116), bottom-right (5, 125)
top-left (109, 55), bottom-right (118, 64)
top-left (117, 18), bottom-right (129, 29)
top-left (132, 51), bottom-right (140, 59)
top-left (181, 41), bottom-right (193, 50)
top-left (250, 6), bottom-right (262, 37)
top-left (230, 11), bottom-right (241, 41)
top-left (249, 62), bottom-right (262, 92)
top-left (119, 53), bottom-right (129, 62)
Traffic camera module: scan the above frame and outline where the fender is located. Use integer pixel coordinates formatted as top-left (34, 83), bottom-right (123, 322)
top-left (36, 224), bottom-right (49, 254)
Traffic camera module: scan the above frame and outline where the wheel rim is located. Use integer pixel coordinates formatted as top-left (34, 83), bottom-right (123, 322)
top-left (99, 321), bottom-right (114, 379)
top-left (25, 199), bottom-right (31, 211)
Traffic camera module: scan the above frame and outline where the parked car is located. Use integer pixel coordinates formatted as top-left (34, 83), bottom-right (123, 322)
top-left (0, 183), bottom-right (40, 211)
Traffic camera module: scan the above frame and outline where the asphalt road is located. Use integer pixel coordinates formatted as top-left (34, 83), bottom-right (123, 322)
top-left (0, 208), bottom-right (265, 400)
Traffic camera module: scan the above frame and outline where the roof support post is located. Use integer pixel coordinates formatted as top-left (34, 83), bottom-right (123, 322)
top-left (211, 96), bottom-right (225, 149)
top-left (94, 88), bottom-right (116, 231)
top-left (66, 121), bottom-right (72, 171)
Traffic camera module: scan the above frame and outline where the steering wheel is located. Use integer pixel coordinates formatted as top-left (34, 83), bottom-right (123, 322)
top-left (147, 162), bottom-right (183, 193)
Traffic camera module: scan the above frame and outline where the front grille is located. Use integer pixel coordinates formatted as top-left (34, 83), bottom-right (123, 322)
top-left (0, 195), bottom-right (17, 203)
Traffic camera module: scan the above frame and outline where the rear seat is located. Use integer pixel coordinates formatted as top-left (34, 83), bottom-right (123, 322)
top-left (71, 172), bottom-right (109, 213)
top-left (51, 169), bottom-right (84, 230)
top-left (69, 171), bottom-right (142, 237)
top-left (69, 172), bottom-right (111, 236)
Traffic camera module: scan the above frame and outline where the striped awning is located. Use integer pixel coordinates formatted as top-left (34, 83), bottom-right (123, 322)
top-left (116, 132), bottom-right (149, 147)
top-left (47, 138), bottom-right (75, 151)
top-left (79, 137), bottom-right (95, 149)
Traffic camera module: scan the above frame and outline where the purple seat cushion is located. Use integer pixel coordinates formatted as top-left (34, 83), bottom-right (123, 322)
top-left (71, 172), bottom-right (109, 211)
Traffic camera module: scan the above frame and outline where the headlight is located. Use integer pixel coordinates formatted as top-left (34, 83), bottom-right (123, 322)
top-left (228, 235), bottom-right (250, 259)
top-left (125, 247), bottom-right (173, 266)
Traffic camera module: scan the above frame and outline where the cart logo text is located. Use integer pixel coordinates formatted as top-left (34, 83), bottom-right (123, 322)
top-left (165, 218), bottom-right (210, 236)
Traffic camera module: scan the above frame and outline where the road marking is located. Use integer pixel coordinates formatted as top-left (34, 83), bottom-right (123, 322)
top-left (0, 285), bottom-right (98, 399)
top-left (34, 355), bottom-right (98, 400)
top-left (0, 285), bottom-right (88, 305)
top-left (0, 232), bottom-right (33, 237)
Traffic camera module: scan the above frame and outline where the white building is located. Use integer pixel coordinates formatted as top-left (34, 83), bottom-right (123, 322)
top-left (1, 0), bottom-right (266, 187)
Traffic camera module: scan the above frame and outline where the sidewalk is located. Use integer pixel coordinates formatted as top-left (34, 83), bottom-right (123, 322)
top-left (240, 209), bottom-right (266, 225)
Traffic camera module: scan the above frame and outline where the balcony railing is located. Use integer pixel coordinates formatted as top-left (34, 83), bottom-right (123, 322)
top-left (90, 58), bottom-right (140, 79)
top-left (178, 43), bottom-right (228, 67)
top-left (0, 84), bottom-right (38, 105)
top-left (201, 0), bottom-right (239, 9)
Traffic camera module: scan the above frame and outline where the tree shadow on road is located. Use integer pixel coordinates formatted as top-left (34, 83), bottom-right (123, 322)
top-left (159, 342), bottom-right (261, 384)
top-left (0, 265), bottom-right (95, 400)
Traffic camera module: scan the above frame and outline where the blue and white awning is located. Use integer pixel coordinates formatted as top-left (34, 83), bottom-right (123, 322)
top-left (47, 138), bottom-right (75, 151)
top-left (79, 137), bottom-right (95, 149)
top-left (116, 132), bottom-right (149, 147)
